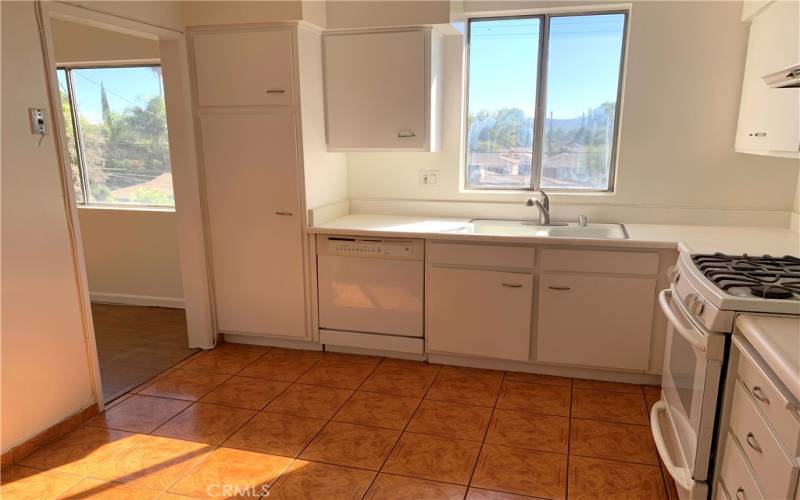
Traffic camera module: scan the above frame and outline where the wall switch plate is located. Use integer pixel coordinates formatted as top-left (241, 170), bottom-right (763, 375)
top-left (29, 108), bottom-right (47, 135)
top-left (419, 170), bottom-right (440, 186)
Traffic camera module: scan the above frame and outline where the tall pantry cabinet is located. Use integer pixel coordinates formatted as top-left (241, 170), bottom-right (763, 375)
top-left (189, 24), bottom-right (318, 340)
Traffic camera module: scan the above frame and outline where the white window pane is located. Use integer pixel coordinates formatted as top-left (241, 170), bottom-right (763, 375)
top-left (540, 14), bottom-right (625, 191)
top-left (70, 66), bottom-right (174, 206)
top-left (466, 18), bottom-right (540, 189)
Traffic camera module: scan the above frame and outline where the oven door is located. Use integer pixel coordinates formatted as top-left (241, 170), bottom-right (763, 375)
top-left (653, 288), bottom-right (726, 499)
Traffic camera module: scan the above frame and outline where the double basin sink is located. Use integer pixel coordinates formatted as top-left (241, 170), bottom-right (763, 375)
top-left (458, 219), bottom-right (629, 239)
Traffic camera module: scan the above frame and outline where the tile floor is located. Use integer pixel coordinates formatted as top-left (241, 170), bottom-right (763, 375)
top-left (1, 343), bottom-right (677, 499)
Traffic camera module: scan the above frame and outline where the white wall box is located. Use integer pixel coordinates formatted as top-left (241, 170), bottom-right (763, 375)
top-left (537, 273), bottom-right (656, 370)
top-left (735, 0), bottom-right (800, 157)
top-left (323, 27), bottom-right (443, 151)
top-left (427, 267), bottom-right (532, 361)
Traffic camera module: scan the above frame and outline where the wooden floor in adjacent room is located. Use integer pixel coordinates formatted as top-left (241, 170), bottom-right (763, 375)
top-left (91, 303), bottom-right (197, 402)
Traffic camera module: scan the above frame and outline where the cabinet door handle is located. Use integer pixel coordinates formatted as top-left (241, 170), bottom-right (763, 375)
top-left (275, 211), bottom-right (294, 216)
top-left (548, 286), bottom-right (571, 291)
top-left (751, 386), bottom-right (770, 405)
top-left (736, 487), bottom-right (746, 500)
top-left (748, 132), bottom-right (767, 137)
top-left (397, 130), bottom-right (416, 138)
top-left (266, 89), bottom-right (286, 94)
top-left (745, 432), bottom-right (763, 453)
top-left (501, 283), bottom-right (523, 288)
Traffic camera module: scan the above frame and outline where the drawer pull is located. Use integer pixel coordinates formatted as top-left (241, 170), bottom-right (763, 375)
top-left (501, 283), bottom-right (523, 288)
top-left (745, 432), bottom-right (763, 453)
top-left (751, 386), bottom-right (770, 405)
top-left (735, 487), bottom-right (746, 500)
top-left (397, 130), bottom-right (416, 138)
top-left (548, 286), bottom-right (571, 291)
top-left (266, 89), bottom-right (286, 94)
top-left (275, 211), bottom-right (294, 216)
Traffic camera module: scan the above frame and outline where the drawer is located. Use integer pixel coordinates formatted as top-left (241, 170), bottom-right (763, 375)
top-left (719, 432), bottom-right (765, 500)
top-left (539, 249), bottom-right (659, 275)
top-left (730, 381), bottom-right (799, 500)
top-left (428, 242), bottom-right (535, 269)
top-left (735, 335), bottom-right (800, 456)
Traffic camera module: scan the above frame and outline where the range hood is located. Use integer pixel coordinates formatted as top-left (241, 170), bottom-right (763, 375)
top-left (762, 63), bottom-right (800, 88)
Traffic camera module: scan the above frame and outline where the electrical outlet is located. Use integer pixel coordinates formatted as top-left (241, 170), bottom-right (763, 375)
top-left (29, 108), bottom-right (47, 135)
top-left (419, 170), bottom-right (440, 187)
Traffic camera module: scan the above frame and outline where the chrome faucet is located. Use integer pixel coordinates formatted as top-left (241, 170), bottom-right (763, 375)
top-left (525, 190), bottom-right (551, 225)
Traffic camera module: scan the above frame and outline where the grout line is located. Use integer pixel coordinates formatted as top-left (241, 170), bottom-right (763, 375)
top-left (461, 370), bottom-right (505, 498)
top-left (565, 379), bottom-right (574, 500)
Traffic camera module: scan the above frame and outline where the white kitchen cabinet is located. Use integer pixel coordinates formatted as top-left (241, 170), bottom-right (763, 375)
top-left (323, 28), bottom-right (443, 151)
top-left (200, 111), bottom-right (307, 338)
top-left (427, 267), bottom-right (532, 361)
top-left (735, 0), bottom-right (800, 156)
top-left (536, 273), bottom-right (656, 370)
top-left (192, 29), bottom-right (296, 107)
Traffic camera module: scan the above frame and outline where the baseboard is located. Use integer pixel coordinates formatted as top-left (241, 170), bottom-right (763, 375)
top-left (222, 333), bottom-right (323, 351)
top-left (90, 292), bottom-right (184, 309)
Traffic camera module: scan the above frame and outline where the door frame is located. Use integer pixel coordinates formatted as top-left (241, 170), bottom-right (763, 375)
top-left (36, 1), bottom-right (216, 408)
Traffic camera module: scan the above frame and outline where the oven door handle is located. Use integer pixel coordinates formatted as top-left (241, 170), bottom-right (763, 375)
top-left (658, 289), bottom-right (706, 352)
top-left (651, 400), bottom-right (697, 491)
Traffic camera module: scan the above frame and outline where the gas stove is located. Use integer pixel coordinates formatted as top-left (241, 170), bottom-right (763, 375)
top-left (691, 253), bottom-right (800, 300)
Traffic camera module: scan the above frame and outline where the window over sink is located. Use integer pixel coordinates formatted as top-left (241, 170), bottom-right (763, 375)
top-left (465, 11), bottom-right (628, 192)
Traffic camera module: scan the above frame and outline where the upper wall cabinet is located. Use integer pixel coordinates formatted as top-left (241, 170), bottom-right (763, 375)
top-left (192, 29), bottom-right (296, 106)
top-left (735, 0), bottom-right (800, 157)
top-left (323, 28), bottom-right (443, 151)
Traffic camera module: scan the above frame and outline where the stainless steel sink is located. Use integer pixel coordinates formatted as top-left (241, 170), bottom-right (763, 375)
top-left (463, 219), bottom-right (628, 239)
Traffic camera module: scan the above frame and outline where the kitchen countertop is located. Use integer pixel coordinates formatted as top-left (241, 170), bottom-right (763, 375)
top-left (736, 314), bottom-right (800, 402)
top-left (310, 214), bottom-right (800, 256)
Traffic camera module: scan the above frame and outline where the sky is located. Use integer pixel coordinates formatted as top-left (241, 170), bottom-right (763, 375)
top-left (57, 66), bottom-right (163, 124)
top-left (468, 13), bottom-right (626, 119)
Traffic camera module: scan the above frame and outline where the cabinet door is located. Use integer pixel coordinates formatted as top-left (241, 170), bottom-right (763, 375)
top-left (324, 30), bottom-right (427, 149)
top-left (427, 267), bottom-right (532, 361)
top-left (192, 29), bottom-right (295, 107)
top-left (537, 273), bottom-right (656, 370)
top-left (201, 111), bottom-right (306, 338)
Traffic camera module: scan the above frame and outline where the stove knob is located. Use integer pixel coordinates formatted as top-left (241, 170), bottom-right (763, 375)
top-left (684, 293), bottom-right (705, 316)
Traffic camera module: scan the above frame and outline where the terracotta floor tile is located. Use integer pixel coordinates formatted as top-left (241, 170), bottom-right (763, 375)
top-left (238, 352), bottom-right (320, 382)
top-left (138, 369), bottom-right (231, 401)
top-left (265, 383), bottom-right (352, 419)
top-left (319, 351), bottom-right (383, 365)
top-left (214, 341), bottom-right (271, 353)
top-left (360, 361), bottom-right (441, 398)
top-left (296, 359), bottom-right (377, 389)
top-left (569, 418), bottom-right (659, 465)
top-left (168, 447), bottom-right (292, 499)
top-left (224, 411), bottom-right (326, 457)
top-left (364, 473), bottom-right (466, 499)
top-left (88, 395), bottom-right (191, 433)
top-left (88, 434), bottom-right (213, 491)
top-left (382, 433), bottom-right (481, 485)
top-left (406, 400), bottom-right (492, 441)
top-left (181, 348), bottom-right (265, 375)
top-left (300, 421), bottom-right (400, 470)
top-left (333, 391), bottom-right (420, 430)
top-left (568, 456), bottom-right (666, 500)
top-left (426, 368), bottom-right (503, 407)
top-left (58, 477), bottom-right (161, 499)
top-left (472, 444), bottom-right (567, 499)
top-left (199, 376), bottom-right (289, 410)
top-left (152, 403), bottom-right (256, 445)
top-left (0, 466), bottom-right (82, 500)
top-left (467, 487), bottom-right (538, 499)
top-left (504, 371), bottom-right (572, 387)
top-left (572, 379), bottom-right (643, 394)
top-left (496, 381), bottom-right (571, 417)
top-left (268, 347), bottom-right (324, 359)
top-left (17, 426), bottom-right (134, 476)
top-left (267, 460), bottom-right (375, 500)
top-left (485, 409), bottom-right (569, 453)
top-left (571, 389), bottom-right (649, 425)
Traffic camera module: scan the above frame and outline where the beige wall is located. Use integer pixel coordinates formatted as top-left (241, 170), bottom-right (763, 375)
top-left (1, 1), bottom-right (95, 451)
top-left (325, 0), bottom-right (450, 29)
top-left (78, 208), bottom-right (184, 306)
top-left (346, 1), bottom-right (800, 226)
top-left (181, 0), bottom-right (302, 26)
top-left (67, 1), bottom-right (186, 31)
top-left (51, 19), bottom-right (160, 64)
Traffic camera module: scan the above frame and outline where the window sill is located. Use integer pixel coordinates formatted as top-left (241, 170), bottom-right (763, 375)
top-left (76, 204), bottom-right (175, 213)
top-left (459, 187), bottom-right (616, 198)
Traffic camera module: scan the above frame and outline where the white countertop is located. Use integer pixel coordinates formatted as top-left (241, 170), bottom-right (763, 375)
top-left (736, 314), bottom-right (800, 402)
top-left (310, 214), bottom-right (800, 255)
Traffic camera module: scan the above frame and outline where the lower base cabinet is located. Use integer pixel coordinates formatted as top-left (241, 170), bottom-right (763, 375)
top-left (536, 273), bottom-right (656, 370)
top-left (426, 267), bottom-right (532, 361)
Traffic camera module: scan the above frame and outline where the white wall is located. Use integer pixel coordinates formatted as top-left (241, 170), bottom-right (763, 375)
top-left (325, 1), bottom-right (450, 29)
top-left (51, 19), bottom-right (160, 64)
top-left (1, 1), bottom-right (96, 451)
top-left (346, 1), bottom-right (800, 226)
top-left (181, 0), bottom-right (302, 26)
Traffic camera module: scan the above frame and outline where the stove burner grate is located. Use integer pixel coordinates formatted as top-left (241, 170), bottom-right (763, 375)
top-left (692, 253), bottom-right (800, 299)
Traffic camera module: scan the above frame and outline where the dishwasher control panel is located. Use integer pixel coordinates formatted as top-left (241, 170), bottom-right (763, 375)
top-left (317, 235), bottom-right (424, 261)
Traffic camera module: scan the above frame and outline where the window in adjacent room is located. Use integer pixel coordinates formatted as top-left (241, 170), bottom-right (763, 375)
top-left (57, 65), bottom-right (175, 207)
top-left (465, 12), bottom-right (628, 192)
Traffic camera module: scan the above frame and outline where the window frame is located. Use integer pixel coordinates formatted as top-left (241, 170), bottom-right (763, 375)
top-left (463, 10), bottom-right (629, 193)
top-left (57, 62), bottom-right (175, 209)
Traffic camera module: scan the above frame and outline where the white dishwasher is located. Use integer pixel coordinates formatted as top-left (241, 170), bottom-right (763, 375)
top-left (316, 235), bottom-right (425, 354)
